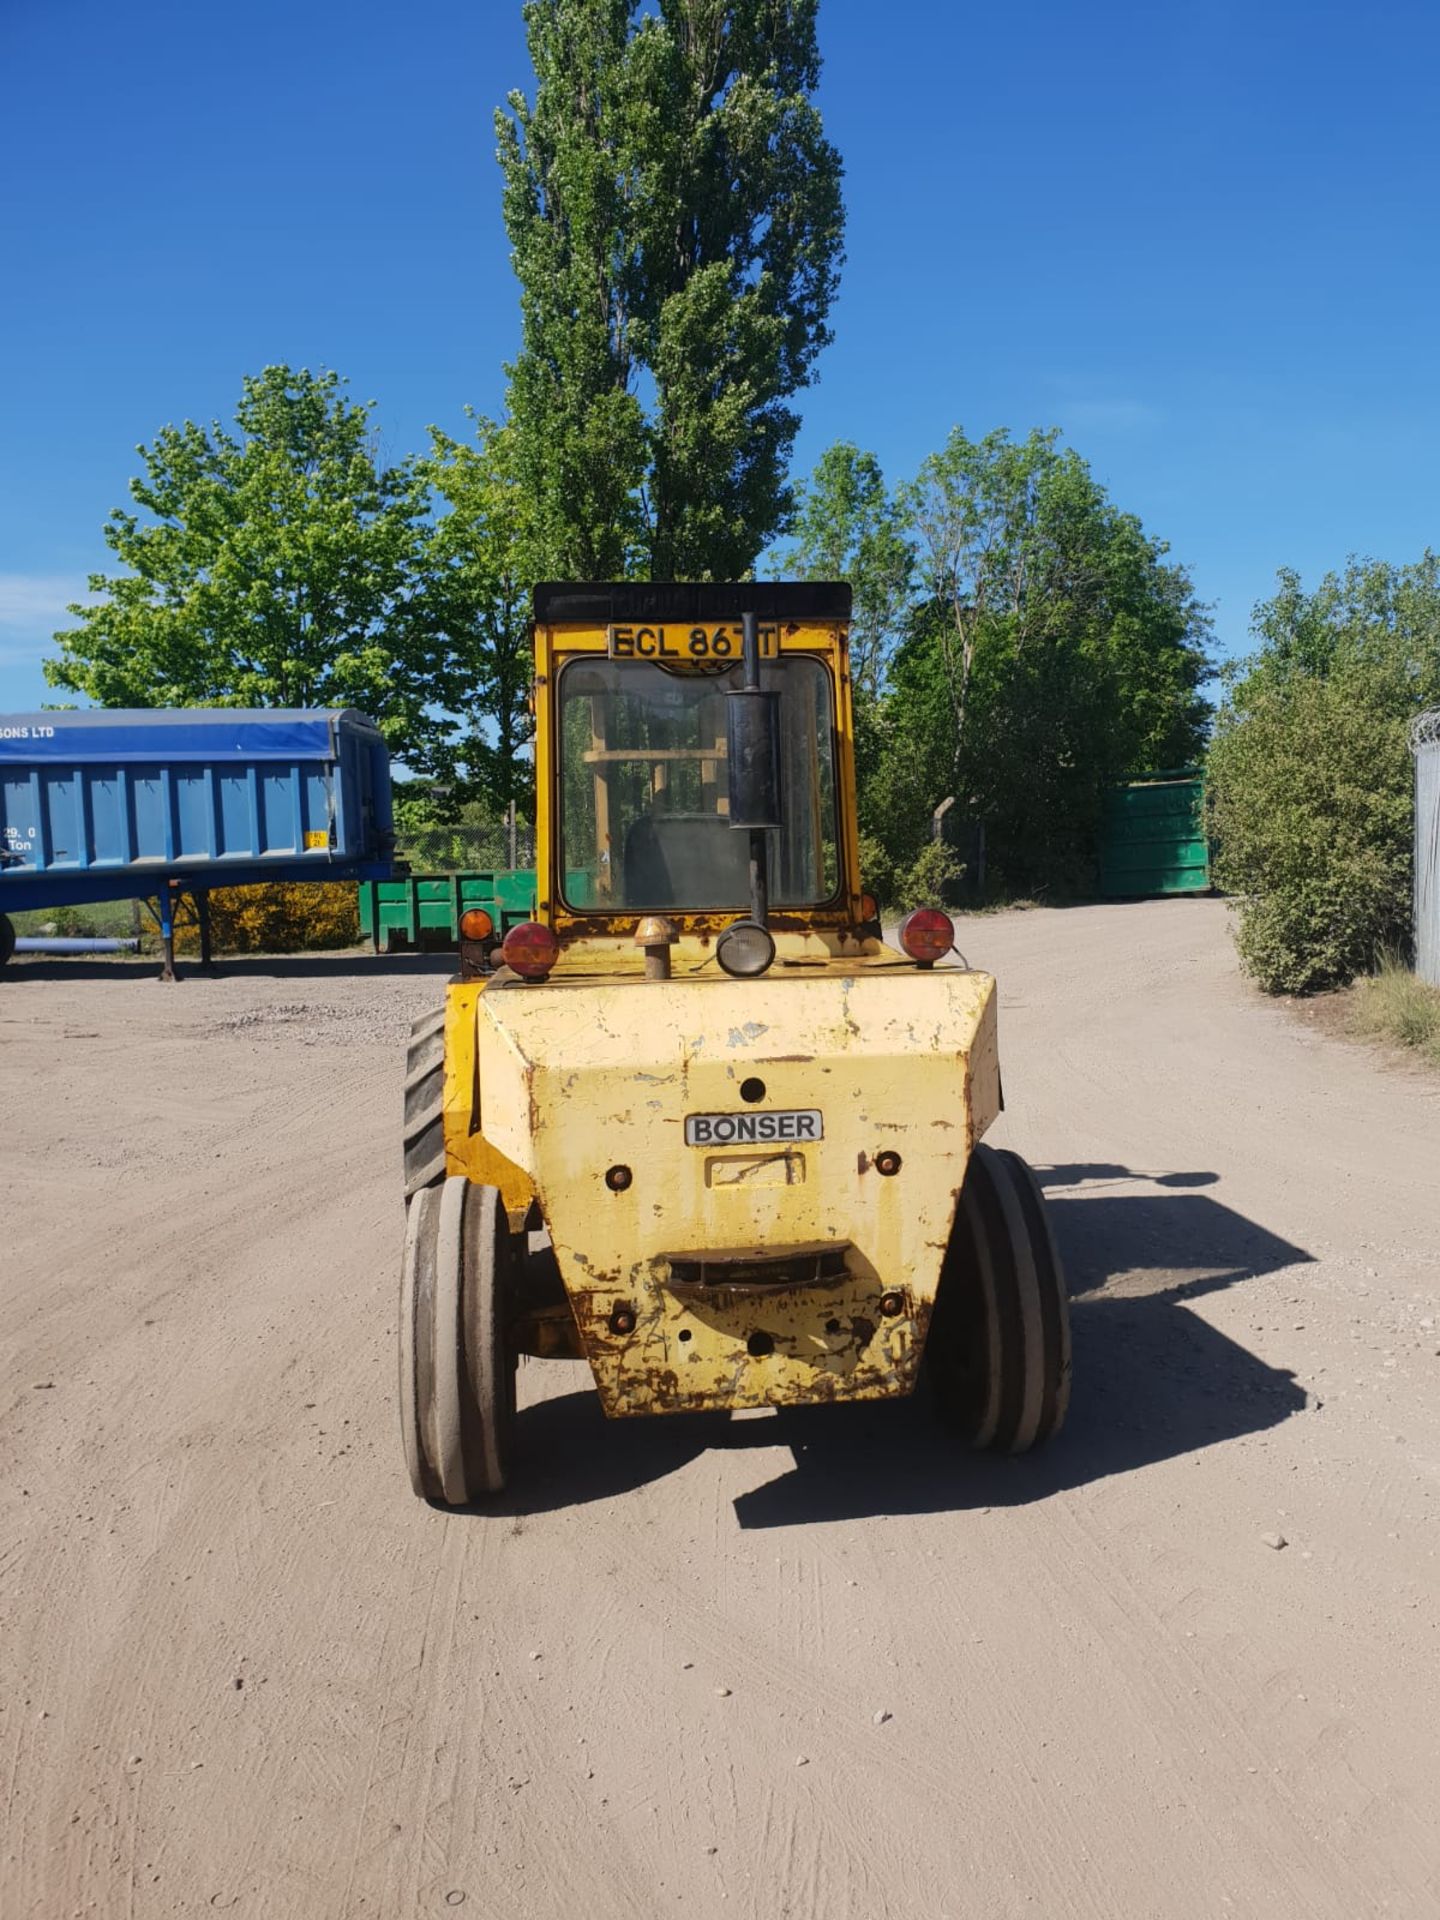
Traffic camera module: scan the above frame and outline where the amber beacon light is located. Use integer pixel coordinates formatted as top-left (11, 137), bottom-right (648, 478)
top-left (897, 907), bottom-right (955, 967)
top-left (502, 920), bottom-right (560, 980)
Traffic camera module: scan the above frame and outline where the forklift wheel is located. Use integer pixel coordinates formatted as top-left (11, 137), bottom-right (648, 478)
top-left (400, 1177), bottom-right (516, 1505)
top-left (0, 914), bottom-right (14, 968)
top-left (927, 1144), bottom-right (1071, 1452)
top-left (402, 1007), bottom-right (447, 1198)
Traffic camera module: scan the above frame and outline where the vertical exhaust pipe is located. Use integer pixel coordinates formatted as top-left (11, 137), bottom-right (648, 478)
top-left (727, 611), bottom-right (783, 928)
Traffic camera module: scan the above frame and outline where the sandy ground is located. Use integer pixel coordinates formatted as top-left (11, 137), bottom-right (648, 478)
top-left (3, 898), bottom-right (1439, 1920)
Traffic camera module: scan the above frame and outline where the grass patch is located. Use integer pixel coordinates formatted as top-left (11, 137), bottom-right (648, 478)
top-left (1350, 955), bottom-right (1440, 1066)
top-left (9, 900), bottom-right (140, 939)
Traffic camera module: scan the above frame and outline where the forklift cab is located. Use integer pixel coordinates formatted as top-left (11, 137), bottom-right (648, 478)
top-left (531, 582), bottom-right (863, 941)
top-left (558, 652), bottom-right (837, 911)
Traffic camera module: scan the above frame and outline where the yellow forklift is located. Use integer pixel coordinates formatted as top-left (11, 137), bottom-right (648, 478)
top-left (399, 583), bottom-right (1069, 1505)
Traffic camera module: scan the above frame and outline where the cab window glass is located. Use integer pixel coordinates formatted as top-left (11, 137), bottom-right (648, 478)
top-left (558, 657), bottom-right (838, 911)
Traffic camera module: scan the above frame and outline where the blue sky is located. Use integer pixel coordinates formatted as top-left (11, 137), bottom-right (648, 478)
top-left (2, 0), bottom-right (1438, 710)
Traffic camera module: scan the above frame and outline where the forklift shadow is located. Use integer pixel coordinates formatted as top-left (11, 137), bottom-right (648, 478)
top-left (500, 1178), bottom-right (1315, 1526)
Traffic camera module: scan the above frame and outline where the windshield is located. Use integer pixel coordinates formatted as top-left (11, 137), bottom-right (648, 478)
top-left (557, 656), bottom-right (839, 912)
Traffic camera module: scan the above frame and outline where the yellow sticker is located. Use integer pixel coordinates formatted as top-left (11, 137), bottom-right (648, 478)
top-left (304, 829), bottom-right (329, 849)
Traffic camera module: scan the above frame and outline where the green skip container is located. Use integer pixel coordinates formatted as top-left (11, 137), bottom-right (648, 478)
top-left (1098, 771), bottom-right (1210, 898)
top-left (359, 870), bottom-right (538, 953)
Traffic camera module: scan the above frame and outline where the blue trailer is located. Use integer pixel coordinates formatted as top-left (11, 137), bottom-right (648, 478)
top-left (0, 708), bottom-right (393, 977)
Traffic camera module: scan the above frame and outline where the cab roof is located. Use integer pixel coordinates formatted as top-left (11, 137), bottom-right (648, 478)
top-left (532, 582), bottom-right (852, 625)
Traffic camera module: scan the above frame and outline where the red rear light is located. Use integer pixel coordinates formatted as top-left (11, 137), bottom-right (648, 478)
top-left (898, 907), bottom-right (954, 966)
top-left (459, 907), bottom-right (494, 941)
top-left (501, 920), bottom-right (559, 979)
top-left (859, 891), bottom-right (879, 924)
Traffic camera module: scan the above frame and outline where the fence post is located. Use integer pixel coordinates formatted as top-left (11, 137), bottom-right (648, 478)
top-left (1412, 711), bottom-right (1440, 986)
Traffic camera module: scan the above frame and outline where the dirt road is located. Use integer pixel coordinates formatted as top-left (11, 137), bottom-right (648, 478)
top-left (3, 900), bottom-right (1438, 1918)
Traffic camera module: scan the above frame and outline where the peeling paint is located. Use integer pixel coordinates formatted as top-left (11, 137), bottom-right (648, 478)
top-left (461, 962), bottom-right (1000, 1419)
top-left (726, 1020), bottom-right (770, 1048)
top-left (425, 605), bottom-right (1015, 1426)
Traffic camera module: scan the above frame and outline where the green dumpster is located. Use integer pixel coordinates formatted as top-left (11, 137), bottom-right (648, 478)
top-left (359, 871), bottom-right (538, 953)
top-left (1099, 772), bottom-right (1210, 898)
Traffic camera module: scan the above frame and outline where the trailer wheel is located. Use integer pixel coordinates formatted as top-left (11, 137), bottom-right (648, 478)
top-left (0, 914), bottom-right (14, 968)
top-left (402, 1006), bottom-right (447, 1197)
top-left (927, 1144), bottom-right (1071, 1452)
top-left (400, 1177), bottom-right (516, 1505)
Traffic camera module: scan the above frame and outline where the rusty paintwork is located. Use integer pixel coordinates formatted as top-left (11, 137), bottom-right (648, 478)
top-left (456, 957), bottom-right (999, 1416)
top-left (513, 1301), bottom-right (584, 1360)
top-left (532, 616), bottom-right (868, 939)
top-left (439, 595), bottom-right (998, 1419)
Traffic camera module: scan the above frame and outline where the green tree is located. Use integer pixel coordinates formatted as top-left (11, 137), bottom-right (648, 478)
top-left (495, 0), bottom-right (648, 579)
top-left (1208, 555), bottom-right (1440, 993)
top-left (852, 427), bottom-right (1211, 898)
top-left (421, 415), bottom-right (537, 814)
top-left (46, 366), bottom-right (438, 760)
top-left (782, 441), bottom-right (914, 892)
top-left (497, 0), bottom-right (844, 580)
top-left (784, 442), bottom-right (913, 702)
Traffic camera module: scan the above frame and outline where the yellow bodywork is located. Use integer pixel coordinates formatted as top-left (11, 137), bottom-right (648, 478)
top-left (443, 943), bottom-right (1000, 1416)
top-left (533, 615), bottom-right (869, 935)
top-left (439, 596), bottom-right (999, 1418)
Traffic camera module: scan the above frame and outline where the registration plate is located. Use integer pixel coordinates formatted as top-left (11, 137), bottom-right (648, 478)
top-left (607, 622), bottom-right (779, 662)
top-left (685, 1110), bottom-right (823, 1147)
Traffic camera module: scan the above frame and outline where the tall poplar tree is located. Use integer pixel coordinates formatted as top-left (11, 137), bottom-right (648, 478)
top-left (496, 0), bottom-right (844, 580)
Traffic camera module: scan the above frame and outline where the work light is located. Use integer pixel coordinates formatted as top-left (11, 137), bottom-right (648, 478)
top-left (715, 918), bottom-right (776, 979)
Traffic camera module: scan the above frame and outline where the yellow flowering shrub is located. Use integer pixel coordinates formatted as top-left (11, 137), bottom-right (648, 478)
top-left (172, 882), bottom-right (360, 955)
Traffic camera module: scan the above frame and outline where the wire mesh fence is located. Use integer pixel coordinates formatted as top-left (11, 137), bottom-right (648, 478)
top-left (395, 820), bottom-right (537, 875)
top-left (1413, 710), bottom-right (1440, 986)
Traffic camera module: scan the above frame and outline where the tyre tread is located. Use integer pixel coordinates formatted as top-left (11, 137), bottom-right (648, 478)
top-left (403, 1010), bottom-right (447, 1197)
top-left (399, 1177), bottom-right (514, 1506)
top-left (927, 1143), bottom-right (1071, 1453)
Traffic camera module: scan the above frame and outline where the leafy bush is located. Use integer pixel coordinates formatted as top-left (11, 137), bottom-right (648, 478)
top-left (1206, 555), bottom-right (1439, 996)
top-left (856, 831), bottom-right (899, 908)
top-left (174, 882), bottom-right (359, 955)
top-left (50, 906), bottom-right (102, 938)
top-left (1208, 676), bottom-right (1412, 993)
top-left (894, 839), bottom-right (966, 913)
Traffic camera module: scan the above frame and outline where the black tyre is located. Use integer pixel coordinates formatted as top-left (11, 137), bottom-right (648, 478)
top-left (0, 914), bottom-right (14, 968)
top-left (403, 1006), bottom-right (446, 1198)
top-left (400, 1177), bottom-right (516, 1505)
top-left (926, 1144), bottom-right (1071, 1451)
